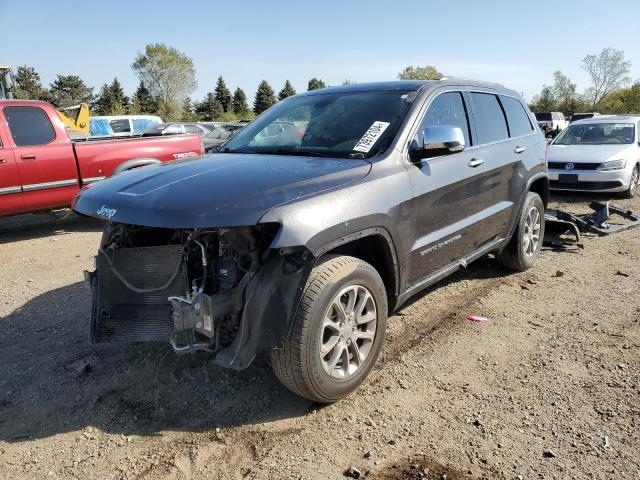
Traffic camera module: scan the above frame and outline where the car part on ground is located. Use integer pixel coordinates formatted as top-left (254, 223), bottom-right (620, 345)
top-left (543, 210), bottom-right (582, 251)
top-left (543, 201), bottom-right (640, 252)
top-left (559, 201), bottom-right (640, 235)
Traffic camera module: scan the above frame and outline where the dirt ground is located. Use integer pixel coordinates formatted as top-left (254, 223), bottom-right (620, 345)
top-left (1, 193), bottom-right (639, 480)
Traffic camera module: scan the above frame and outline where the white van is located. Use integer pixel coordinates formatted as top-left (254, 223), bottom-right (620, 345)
top-left (534, 112), bottom-right (568, 136)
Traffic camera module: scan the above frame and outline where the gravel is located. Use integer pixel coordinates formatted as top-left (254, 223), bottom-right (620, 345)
top-left (1, 192), bottom-right (639, 479)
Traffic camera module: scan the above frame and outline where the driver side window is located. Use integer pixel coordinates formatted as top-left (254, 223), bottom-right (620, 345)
top-left (418, 92), bottom-right (471, 147)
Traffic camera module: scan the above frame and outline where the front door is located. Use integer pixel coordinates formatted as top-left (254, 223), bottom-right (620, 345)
top-left (406, 89), bottom-right (510, 285)
top-left (0, 128), bottom-right (24, 215)
top-left (3, 105), bottom-right (78, 211)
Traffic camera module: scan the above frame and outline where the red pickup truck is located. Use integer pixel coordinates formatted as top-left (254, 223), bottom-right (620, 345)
top-left (0, 100), bottom-right (203, 217)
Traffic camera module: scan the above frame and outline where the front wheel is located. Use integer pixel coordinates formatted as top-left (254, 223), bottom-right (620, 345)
top-left (270, 255), bottom-right (388, 403)
top-left (621, 165), bottom-right (639, 199)
top-left (498, 192), bottom-right (545, 271)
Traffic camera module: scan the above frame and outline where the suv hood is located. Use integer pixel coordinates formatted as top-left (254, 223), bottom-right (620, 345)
top-left (547, 144), bottom-right (634, 164)
top-left (73, 153), bottom-right (371, 228)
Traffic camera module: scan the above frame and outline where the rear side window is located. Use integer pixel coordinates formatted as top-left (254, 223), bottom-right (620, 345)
top-left (110, 119), bottom-right (131, 133)
top-left (500, 96), bottom-right (534, 137)
top-left (4, 106), bottom-right (56, 147)
top-left (470, 93), bottom-right (509, 144)
top-left (419, 91), bottom-right (471, 146)
top-left (184, 124), bottom-right (200, 134)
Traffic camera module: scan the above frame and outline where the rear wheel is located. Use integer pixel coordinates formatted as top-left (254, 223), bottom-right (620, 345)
top-left (270, 255), bottom-right (387, 403)
top-left (621, 165), bottom-right (639, 199)
top-left (498, 192), bottom-right (545, 271)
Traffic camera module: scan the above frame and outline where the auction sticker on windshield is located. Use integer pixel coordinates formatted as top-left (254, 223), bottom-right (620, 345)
top-left (353, 121), bottom-right (390, 153)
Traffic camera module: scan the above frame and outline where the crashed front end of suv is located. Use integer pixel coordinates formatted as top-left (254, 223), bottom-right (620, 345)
top-left (86, 219), bottom-right (312, 369)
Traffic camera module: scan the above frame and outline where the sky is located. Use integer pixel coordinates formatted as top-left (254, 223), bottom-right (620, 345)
top-left (2, 0), bottom-right (639, 103)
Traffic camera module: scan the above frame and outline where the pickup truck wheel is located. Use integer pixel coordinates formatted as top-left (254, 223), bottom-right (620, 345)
top-left (497, 192), bottom-right (545, 272)
top-left (621, 165), bottom-right (639, 199)
top-left (269, 255), bottom-right (387, 403)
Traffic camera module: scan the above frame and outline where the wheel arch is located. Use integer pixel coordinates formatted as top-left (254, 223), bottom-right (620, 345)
top-left (313, 228), bottom-right (400, 311)
top-left (112, 158), bottom-right (161, 175)
top-left (528, 175), bottom-right (549, 208)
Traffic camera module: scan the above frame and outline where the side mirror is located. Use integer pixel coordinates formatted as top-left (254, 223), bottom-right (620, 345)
top-left (409, 125), bottom-right (465, 163)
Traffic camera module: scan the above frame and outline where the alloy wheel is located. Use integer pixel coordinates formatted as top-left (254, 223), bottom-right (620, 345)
top-left (319, 284), bottom-right (377, 379)
top-left (522, 206), bottom-right (541, 257)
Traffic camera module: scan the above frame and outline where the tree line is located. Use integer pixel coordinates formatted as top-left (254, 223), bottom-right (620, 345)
top-left (11, 43), bottom-right (333, 122)
top-left (529, 48), bottom-right (638, 115)
top-left (11, 44), bottom-right (637, 122)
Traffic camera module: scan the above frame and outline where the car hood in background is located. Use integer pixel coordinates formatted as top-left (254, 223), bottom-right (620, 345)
top-left (73, 153), bottom-right (371, 228)
top-left (547, 144), bottom-right (634, 164)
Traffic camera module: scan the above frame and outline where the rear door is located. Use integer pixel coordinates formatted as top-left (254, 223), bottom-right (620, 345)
top-left (466, 91), bottom-right (520, 244)
top-left (3, 105), bottom-right (79, 211)
top-left (498, 95), bottom-right (540, 224)
top-left (0, 124), bottom-right (25, 215)
top-left (406, 89), bottom-right (495, 284)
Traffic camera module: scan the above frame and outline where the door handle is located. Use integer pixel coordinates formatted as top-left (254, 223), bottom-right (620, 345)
top-left (468, 158), bottom-right (485, 168)
top-left (514, 146), bottom-right (527, 154)
top-left (0, 157), bottom-right (6, 164)
top-left (20, 154), bottom-right (36, 160)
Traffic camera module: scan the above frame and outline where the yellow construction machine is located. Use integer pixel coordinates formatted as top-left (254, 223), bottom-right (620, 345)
top-left (57, 103), bottom-right (90, 137)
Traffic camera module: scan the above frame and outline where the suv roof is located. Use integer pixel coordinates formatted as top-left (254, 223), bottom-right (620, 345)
top-left (298, 79), bottom-right (521, 98)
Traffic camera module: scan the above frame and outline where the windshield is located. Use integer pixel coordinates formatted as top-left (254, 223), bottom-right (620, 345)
top-left (553, 122), bottom-right (636, 145)
top-left (222, 90), bottom-right (416, 158)
top-left (535, 112), bottom-right (552, 121)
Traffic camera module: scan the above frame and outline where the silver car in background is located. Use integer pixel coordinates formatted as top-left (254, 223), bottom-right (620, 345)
top-left (547, 116), bottom-right (640, 198)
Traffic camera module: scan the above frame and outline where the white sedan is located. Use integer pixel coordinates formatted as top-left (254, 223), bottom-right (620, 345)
top-left (547, 116), bottom-right (640, 198)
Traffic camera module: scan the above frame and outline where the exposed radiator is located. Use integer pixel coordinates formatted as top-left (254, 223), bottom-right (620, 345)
top-left (94, 244), bottom-right (187, 343)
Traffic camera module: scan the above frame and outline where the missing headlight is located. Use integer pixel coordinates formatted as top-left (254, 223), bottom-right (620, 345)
top-left (90, 222), bottom-right (280, 353)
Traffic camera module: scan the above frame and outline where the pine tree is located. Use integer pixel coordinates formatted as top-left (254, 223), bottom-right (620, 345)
top-left (195, 92), bottom-right (223, 121)
top-left (13, 65), bottom-right (49, 100)
top-left (214, 76), bottom-right (232, 112)
top-left (278, 80), bottom-right (296, 100)
top-left (49, 74), bottom-right (94, 107)
top-left (181, 97), bottom-right (199, 121)
top-left (92, 78), bottom-right (129, 115)
top-left (109, 78), bottom-right (129, 110)
top-left (130, 81), bottom-right (158, 114)
top-left (307, 77), bottom-right (326, 91)
top-left (232, 87), bottom-right (250, 116)
top-left (253, 80), bottom-right (276, 115)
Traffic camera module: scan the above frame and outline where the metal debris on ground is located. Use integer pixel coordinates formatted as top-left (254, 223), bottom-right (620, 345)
top-left (544, 201), bottom-right (640, 251)
top-left (466, 314), bottom-right (489, 323)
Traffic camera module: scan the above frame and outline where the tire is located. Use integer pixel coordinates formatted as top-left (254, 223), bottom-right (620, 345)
top-left (497, 192), bottom-right (545, 272)
top-left (621, 164), bottom-right (639, 199)
top-left (270, 255), bottom-right (388, 403)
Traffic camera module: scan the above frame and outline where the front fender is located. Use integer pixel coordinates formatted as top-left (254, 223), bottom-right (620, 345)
top-left (214, 247), bottom-right (315, 370)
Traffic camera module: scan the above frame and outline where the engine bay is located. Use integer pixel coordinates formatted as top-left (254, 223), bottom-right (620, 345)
top-left (90, 222), bottom-right (280, 355)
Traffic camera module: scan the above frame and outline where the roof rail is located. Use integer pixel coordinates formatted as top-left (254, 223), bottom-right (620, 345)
top-left (439, 76), bottom-right (505, 88)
